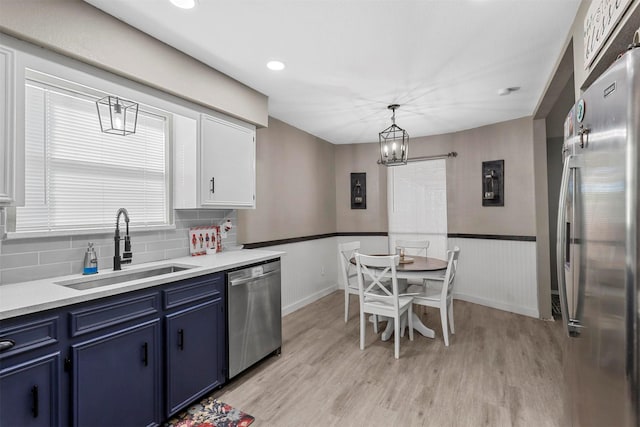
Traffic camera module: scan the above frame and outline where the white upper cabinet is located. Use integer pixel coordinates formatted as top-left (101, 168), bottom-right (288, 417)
top-left (199, 114), bottom-right (256, 208)
top-left (0, 45), bottom-right (16, 206)
top-left (173, 113), bottom-right (256, 209)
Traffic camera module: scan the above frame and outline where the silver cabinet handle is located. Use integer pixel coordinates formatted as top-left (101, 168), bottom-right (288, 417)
top-left (0, 339), bottom-right (16, 352)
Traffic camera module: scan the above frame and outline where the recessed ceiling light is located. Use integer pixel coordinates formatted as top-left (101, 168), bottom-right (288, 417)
top-left (170, 0), bottom-right (196, 9)
top-left (266, 60), bottom-right (285, 71)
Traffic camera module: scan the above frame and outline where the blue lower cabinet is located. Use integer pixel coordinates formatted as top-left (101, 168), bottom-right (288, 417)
top-left (165, 297), bottom-right (225, 416)
top-left (72, 320), bottom-right (161, 427)
top-left (0, 353), bottom-right (60, 427)
top-left (0, 272), bottom-right (229, 426)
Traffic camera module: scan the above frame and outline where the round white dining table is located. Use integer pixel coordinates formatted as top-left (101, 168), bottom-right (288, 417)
top-left (352, 254), bottom-right (448, 340)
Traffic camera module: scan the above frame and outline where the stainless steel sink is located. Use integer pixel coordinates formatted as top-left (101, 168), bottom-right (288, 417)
top-left (55, 264), bottom-right (196, 291)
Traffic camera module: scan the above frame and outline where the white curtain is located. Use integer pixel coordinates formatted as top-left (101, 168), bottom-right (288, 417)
top-left (387, 159), bottom-right (448, 259)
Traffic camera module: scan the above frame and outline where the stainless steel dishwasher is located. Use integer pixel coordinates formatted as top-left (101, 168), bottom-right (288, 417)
top-left (226, 259), bottom-right (282, 379)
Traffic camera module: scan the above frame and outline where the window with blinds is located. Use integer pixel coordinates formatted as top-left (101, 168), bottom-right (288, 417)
top-left (16, 78), bottom-right (169, 233)
top-left (387, 159), bottom-right (448, 259)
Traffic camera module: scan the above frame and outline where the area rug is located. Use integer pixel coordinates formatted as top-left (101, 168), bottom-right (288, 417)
top-left (164, 395), bottom-right (255, 427)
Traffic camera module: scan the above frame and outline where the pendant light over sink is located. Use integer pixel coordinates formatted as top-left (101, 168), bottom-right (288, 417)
top-left (96, 95), bottom-right (139, 136)
top-left (378, 104), bottom-right (409, 166)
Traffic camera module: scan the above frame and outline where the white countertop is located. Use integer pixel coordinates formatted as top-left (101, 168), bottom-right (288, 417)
top-left (0, 249), bottom-right (284, 320)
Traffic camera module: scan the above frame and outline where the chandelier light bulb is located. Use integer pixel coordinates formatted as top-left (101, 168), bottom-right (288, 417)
top-left (113, 102), bottom-right (123, 130)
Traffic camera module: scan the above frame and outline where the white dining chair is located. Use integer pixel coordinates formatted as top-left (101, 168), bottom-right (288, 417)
top-left (394, 239), bottom-right (430, 257)
top-left (355, 253), bottom-right (414, 359)
top-left (338, 241), bottom-right (361, 323)
top-left (394, 239), bottom-right (431, 288)
top-left (409, 247), bottom-right (460, 347)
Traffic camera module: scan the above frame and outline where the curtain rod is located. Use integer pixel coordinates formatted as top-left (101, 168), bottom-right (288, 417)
top-left (377, 151), bottom-right (458, 165)
top-left (407, 151), bottom-right (458, 162)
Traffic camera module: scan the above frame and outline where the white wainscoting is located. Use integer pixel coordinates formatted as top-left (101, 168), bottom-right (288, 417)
top-left (272, 235), bottom-right (539, 319)
top-left (266, 237), bottom-right (340, 316)
top-left (269, 235), bottom-right (389, 315)
top-left (449, 237), bottom-right (539, 318)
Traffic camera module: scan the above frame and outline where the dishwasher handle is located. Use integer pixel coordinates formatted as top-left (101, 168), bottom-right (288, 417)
top-left (229, 270), bottom-right (280, 287)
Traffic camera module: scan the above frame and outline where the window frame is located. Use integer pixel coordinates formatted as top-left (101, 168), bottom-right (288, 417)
top-left (5, 50), bottom-right (176, 238)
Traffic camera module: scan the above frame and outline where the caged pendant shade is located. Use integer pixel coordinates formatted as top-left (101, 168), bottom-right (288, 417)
top-left (96, 95), bottom-right (139, 136)
top-left (378, 104), bottom-right (409, 166)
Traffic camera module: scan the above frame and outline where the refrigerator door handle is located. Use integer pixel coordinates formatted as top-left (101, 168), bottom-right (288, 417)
top-left (578, 125), bottom-right (591, 149)
top-left (557, 154), bottom-right (582, 337)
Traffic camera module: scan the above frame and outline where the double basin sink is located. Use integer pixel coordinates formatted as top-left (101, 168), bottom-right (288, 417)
top-left (55, 264), bottom-right (196, 291)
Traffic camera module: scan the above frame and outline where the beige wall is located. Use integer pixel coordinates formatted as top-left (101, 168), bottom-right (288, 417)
top-left (0, 0), bottom-right (268, 127)
top-left (237, 118), bottom-right (336, 244)
top-left (545, 76), bottom-right (576, 138)
top-left (446, 117), bottom-right (536, 236)
top-left (332, 116), bottom-right (537, 237)
top-left (334, 143), bottom-right (388, 233)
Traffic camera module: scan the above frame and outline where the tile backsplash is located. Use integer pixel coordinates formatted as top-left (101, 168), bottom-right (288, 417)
top-left (0, 209), bottom-right (237, 285)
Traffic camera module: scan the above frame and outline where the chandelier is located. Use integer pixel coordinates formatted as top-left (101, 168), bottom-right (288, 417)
top-left (378, 104), bottom-right (409, 166)
top-left (96, 95), bottom-right (139, 136)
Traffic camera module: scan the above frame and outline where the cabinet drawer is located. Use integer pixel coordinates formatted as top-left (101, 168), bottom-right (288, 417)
top-left (163, 274), bottom-right (223, 310)
top-left (69, 293), bottom-right (159, 338)
top-left (0, 317), bottom-right (59, 359)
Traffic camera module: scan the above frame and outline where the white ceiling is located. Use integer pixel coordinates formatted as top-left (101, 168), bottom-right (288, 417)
top-left (84, 0), bottom-right (580, 144)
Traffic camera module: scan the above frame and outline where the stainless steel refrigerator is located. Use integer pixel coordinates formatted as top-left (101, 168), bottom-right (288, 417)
top-left (558, 45), bottom-right (640, 426)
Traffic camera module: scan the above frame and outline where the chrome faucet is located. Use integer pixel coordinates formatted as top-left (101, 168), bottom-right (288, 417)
top-left (114, 208), bottom-right (133, 271)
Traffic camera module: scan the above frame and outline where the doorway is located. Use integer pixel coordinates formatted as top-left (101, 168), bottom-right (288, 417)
top-left (546, 75), bottom-right (575, 317)
top-left (534, 40), bottom-right (575, 319)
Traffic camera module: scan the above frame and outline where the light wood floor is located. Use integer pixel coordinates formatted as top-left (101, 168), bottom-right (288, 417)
top-left (213, 291), bottom-right (566, 427)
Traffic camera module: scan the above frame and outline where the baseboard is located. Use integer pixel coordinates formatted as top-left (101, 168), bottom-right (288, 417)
top-left (282, 284), bottom-right (338, 316)
top-left (453, 292), bottom-right (540, 319)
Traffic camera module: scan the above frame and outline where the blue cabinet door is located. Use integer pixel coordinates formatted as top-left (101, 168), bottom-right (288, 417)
top-left (166, 297), bottom-right (224, 416)
top-left (0, 353), bottom-right (60, 427)
top-left (72, 320), bottom-right (161, 427)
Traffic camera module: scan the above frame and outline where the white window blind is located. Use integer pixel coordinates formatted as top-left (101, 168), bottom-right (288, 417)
top-left (16, 80), bottom-right (169, 233)
top-left (387, 159), bottom-right (448, 259)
